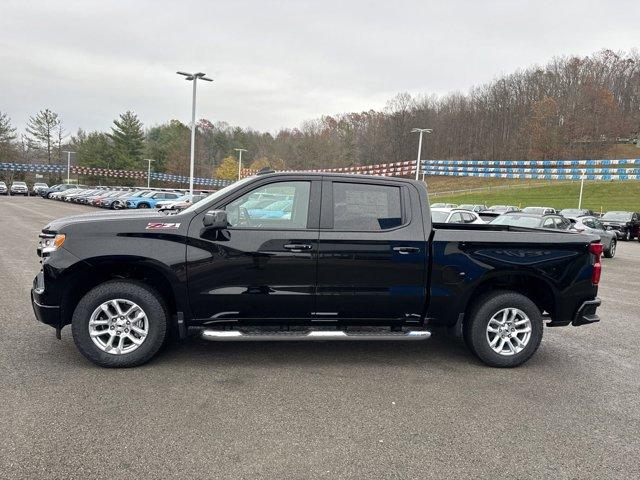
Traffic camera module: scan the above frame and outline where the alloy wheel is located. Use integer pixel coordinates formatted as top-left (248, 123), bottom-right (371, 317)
top-left (485, 308), bottom-right (532, 356)
top-left (88, 299), bottom-right (149, 355)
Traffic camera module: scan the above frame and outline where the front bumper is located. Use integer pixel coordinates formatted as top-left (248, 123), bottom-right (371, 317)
top-left (572, 298), bottom-right (601, 326)
top-left (31, 272), bottom-right (60, 328)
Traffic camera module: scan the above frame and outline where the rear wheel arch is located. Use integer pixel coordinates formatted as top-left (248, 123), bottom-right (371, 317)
top-left (462, 273), bottom-right (556, 325)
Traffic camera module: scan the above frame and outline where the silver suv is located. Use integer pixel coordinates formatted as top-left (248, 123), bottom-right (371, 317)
top-left (10, 181), bottom-right (29, 196)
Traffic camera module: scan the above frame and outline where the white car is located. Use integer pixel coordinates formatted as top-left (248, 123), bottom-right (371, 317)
top-left (0, 181), bottom-right (7, 195)
top-left (156, 194), bottom-right (206, 210)
top-left (431, 208), bottom-right (485, 224)
top-left (10, 181), bottom-right (29, 196)
top-left (32, 182), bottom-right (49, 195)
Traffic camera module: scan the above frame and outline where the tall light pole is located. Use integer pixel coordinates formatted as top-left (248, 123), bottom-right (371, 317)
top-left (177, 71), bottom-right (213, 196)
top-left (235, 148), bottom-right (247, 180)
top-left (143, 159), bottom-right (155, 188)
top-left (411, 128), bottom-right (433, 181)
top-left (62, 150), bottom-right (74, 183)
top-left (578, 172), bottom-right (586, 209)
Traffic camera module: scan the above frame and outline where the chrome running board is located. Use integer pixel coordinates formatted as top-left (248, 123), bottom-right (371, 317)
top-left (201, 329), bottom-right (431, 342)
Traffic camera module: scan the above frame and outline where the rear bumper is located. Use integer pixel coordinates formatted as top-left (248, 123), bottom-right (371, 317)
top-left (572, 298), bottom-right (601, 326)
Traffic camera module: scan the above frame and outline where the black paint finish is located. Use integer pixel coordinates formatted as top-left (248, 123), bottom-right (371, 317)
top-left (30, 172), bottom-right (601, 334)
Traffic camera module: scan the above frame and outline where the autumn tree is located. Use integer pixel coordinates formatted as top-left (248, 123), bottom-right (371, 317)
top-left (249, 156), bottom-right (285, 171)
top-left (216, 156), bottom-right (239, 180)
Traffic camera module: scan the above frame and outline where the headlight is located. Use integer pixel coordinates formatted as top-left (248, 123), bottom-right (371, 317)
top-left (40, 234), bottom-right (66, 254)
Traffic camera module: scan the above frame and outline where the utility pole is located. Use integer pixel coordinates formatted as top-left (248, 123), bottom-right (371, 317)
top-left (143, 159), bottom-right (155, 188)
top-left (411, 128), bottom-right (433, 180)
top-left (62, 150), bottom-right (74, 183)
top-left (235, 148), bottom-right (247, 180)
top-left (578, 173), bottom-right (586, 209)
top-left (177, 71), bottom-right (213, 196)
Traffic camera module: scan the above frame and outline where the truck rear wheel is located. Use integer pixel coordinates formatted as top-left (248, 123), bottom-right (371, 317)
top-left (464, 291), bottom-right (543, 367)
top-left (71, 280), bottom-right (168, 368)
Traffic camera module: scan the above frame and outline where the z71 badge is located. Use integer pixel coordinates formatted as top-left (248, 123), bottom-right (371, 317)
top-left (146, 222), bottom-right (181, 230)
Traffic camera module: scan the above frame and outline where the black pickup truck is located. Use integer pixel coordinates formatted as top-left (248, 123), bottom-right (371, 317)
top-left (31, 172), bottom-right (603, 368)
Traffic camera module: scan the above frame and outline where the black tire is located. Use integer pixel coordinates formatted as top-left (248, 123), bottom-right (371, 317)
top-left (137, 203), bottom-right (149, 209)
top-left (463, 290), bottom-right (543, 368)
top-left (71, 280), bottom-right (168, 368)
top-left (623, 229), bottom-right (631, 241)
top-left (604, 239), bottom-right (616, 258)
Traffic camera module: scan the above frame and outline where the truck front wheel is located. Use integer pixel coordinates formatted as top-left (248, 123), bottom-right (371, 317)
top-left (71, 280), bottom-right (168, 367)
top-left (464, 291), bottom-right (543, 367)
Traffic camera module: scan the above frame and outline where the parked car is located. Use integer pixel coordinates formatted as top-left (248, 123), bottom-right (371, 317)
top-left (0, 181), bottom-right (7, 195)
top-left (125, 191), bottom-right (180, 209)
top-left (41, 184), bottom-right (81, 199)
top-left (32, 172), bottom-right (603, 369)
top-left (32, 182), bottom-right (49, 195)
top-left (487, 205), bottom-right (519, 213)
top-left (458, 204), bottom-right (488, 213)
top-left (156, 194), bottom-right (205, 210)
top-left (522, 206), bottom-right (557, 215)
top-left (111, 190), bottom-right (151, 210)
top-left (600, 211), bottom-right (640, 241)
top-left (431, 208), bottom-right (484, 224)
top-left (571, 216), bottom-right (617, 258)
top-left (431, 202), bottom-right (458, 208)
top-left (10, 181), bottom-right (29, 196)
top-left (99, 191), bottom-right (147, 209)
top-left (560, 208), bottom-right (594, 218)
top-left (490, 212), bottom-right (572, 230)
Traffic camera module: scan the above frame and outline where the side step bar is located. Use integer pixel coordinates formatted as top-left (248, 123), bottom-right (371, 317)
top-left (201, 330), bottom-right (431, 342)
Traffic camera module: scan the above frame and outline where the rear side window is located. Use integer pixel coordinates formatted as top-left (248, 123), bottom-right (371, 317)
top-left (332, 182), bottom-right (402, 231)
top-left (542, 218), bottom-right (556, 228)
top-left (462, 212), bottom-right (476, 223)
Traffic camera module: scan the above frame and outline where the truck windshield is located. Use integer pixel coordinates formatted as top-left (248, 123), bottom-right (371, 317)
top-left (181, 177), bottom-right (253, 215)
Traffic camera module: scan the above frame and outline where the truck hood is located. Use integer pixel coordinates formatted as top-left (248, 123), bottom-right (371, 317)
top-left (43, 210), bottom-right (167, 232)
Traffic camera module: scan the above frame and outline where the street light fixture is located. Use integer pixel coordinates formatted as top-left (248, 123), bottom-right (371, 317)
top-left (176, 71), bottom-right (213, 196)
top-left (62, 150), bottom-right (75, 183)
top-left (143, 159), bottom-right (155, 188)
top-left (235, 148), bottom-right (247, 180)
top-left (411, 128), bottom-right (433, 181)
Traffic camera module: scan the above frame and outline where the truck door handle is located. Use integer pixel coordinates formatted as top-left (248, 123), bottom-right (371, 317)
top-left (393, 246), bottom-right (420, 254)
top-left (283, 243), bottom-right (313, 252)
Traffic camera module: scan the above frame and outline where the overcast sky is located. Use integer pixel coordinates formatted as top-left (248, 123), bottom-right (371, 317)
top-left (1, 0), bottom-right (639, 136)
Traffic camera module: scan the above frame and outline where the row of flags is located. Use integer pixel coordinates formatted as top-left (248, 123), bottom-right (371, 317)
top-left (423, 170), bottom-right (640, 181)
top-left (0, 162), bottom-right (233, 188)
top-left (4, 157), bottom-right (640, 186)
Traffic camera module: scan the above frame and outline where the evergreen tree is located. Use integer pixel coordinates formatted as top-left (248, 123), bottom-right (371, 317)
top-left (72, 129), bottom-right (116, 169)
top-left (108, 111), bottom-right (144, 170)
top-left (26, 109), bottom-right (62, 164)
top-left (0, 112), bottom-right (17, 161)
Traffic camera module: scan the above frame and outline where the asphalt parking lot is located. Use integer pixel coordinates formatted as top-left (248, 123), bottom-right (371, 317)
top-left (2, 196), bottom-right (639, 479)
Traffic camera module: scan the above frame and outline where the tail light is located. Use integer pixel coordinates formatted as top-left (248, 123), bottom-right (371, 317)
top-left (589, 242), bottom-right (603, 285)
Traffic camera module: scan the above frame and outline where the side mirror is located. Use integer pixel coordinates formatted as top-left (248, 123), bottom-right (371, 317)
top-left (203, 210), bottom-right (228, 229)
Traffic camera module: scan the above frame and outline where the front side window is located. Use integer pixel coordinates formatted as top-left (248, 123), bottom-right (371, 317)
top-left (332, 182), bottom-right (402, 231)
top-left (225, 181), bottom-right (310, 229)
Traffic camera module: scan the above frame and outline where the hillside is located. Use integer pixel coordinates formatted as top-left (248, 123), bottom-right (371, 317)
top-left (430, 180), bottom-right (640, 212)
